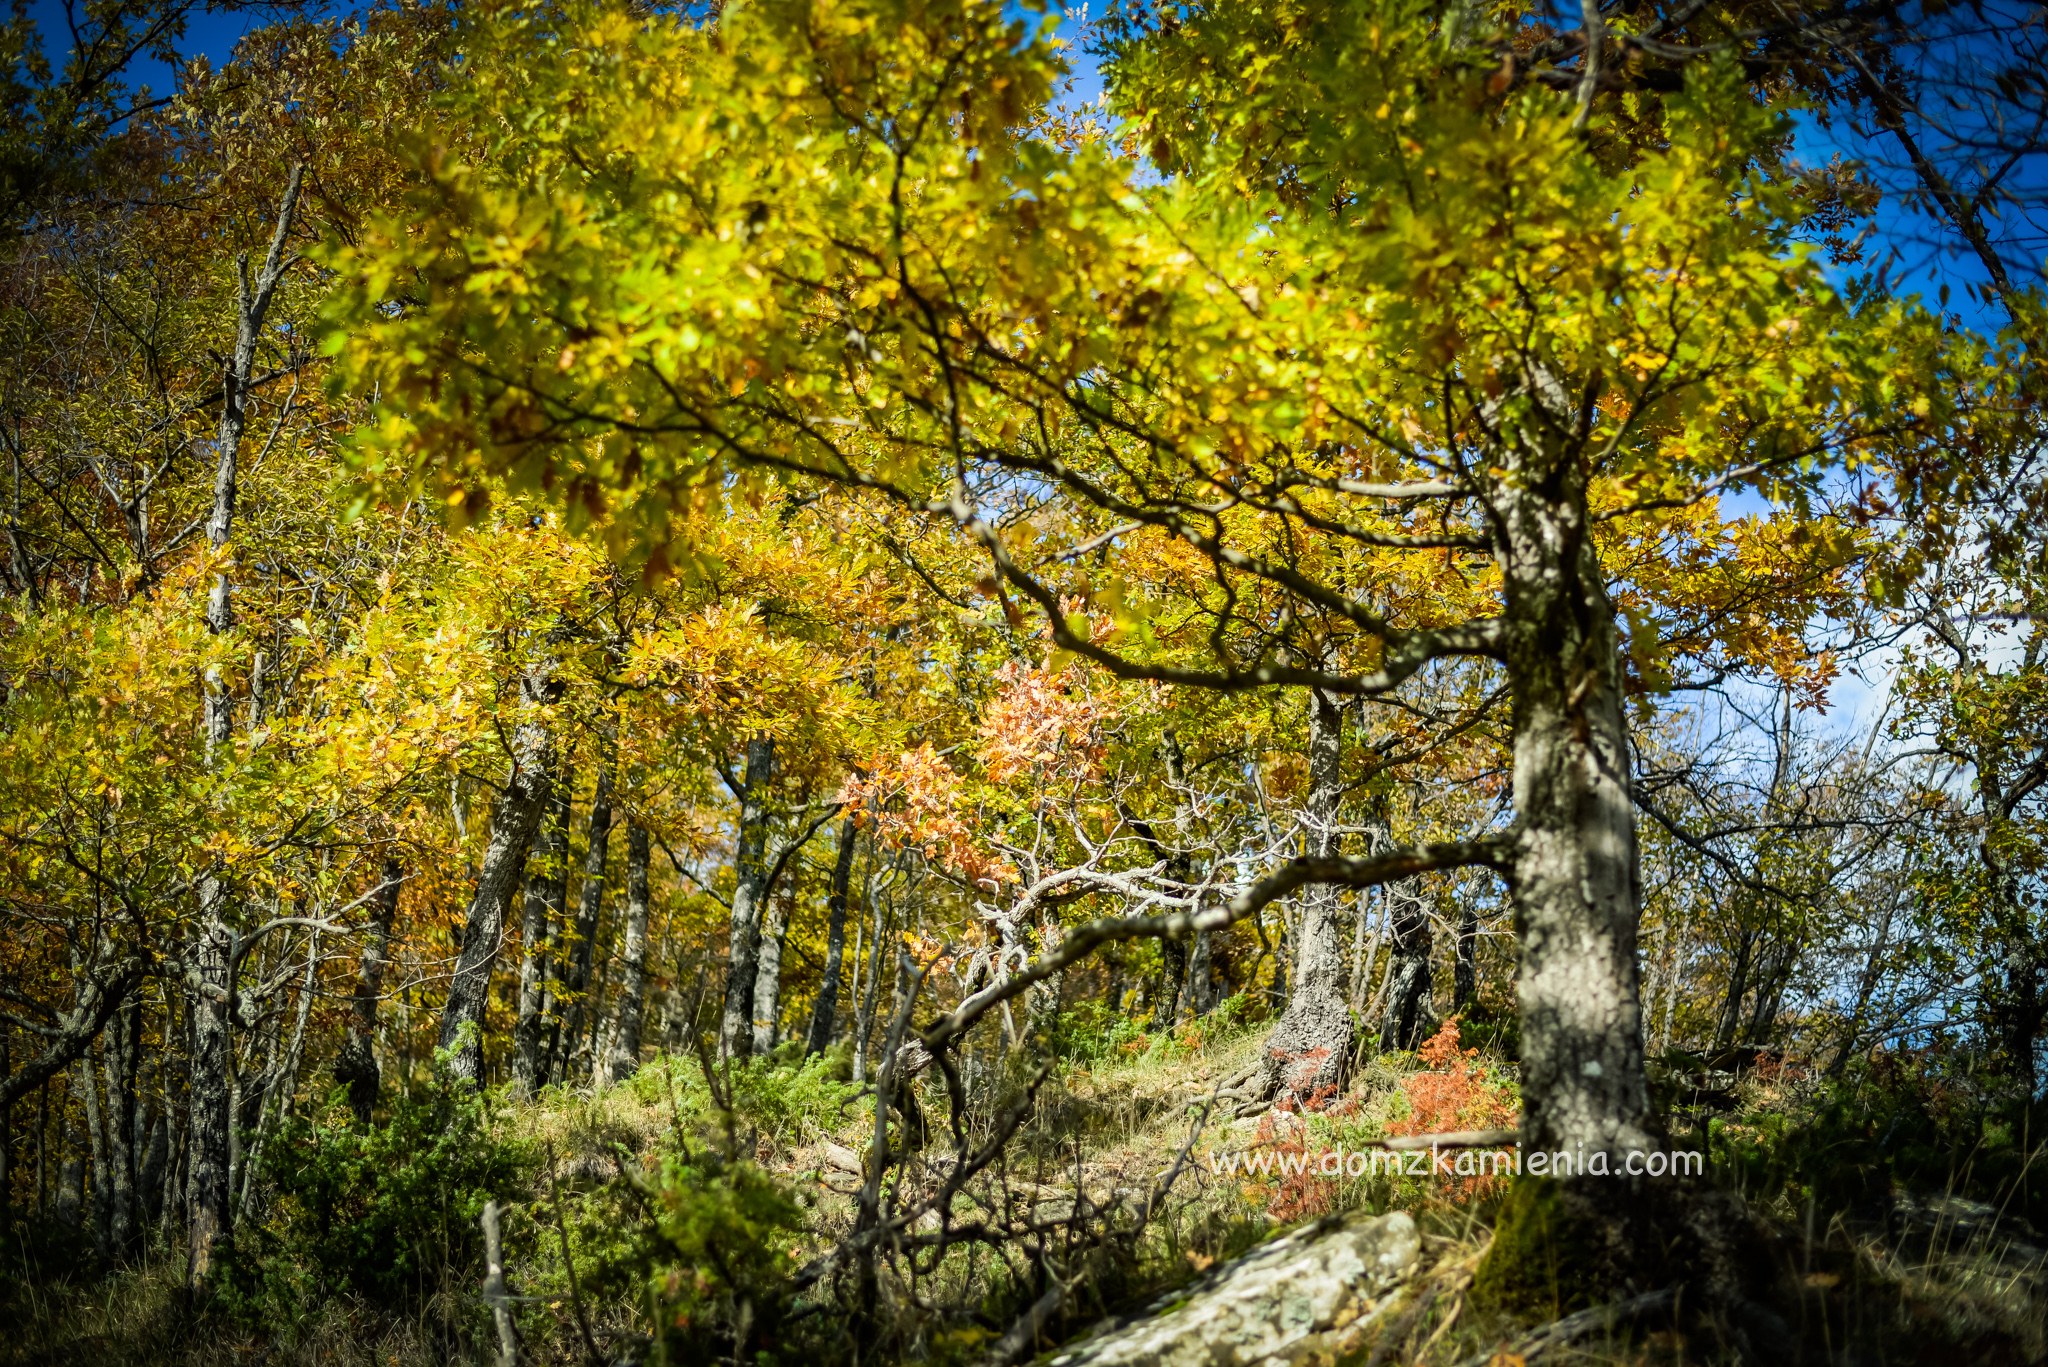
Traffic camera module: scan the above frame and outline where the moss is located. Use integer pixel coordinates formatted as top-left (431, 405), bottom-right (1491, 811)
top-left (1469, 1177), bottom-right (1612, 1318)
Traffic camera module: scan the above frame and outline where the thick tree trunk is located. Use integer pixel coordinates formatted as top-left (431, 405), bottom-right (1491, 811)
top-left (1378, 879), bottom-right (1435, 1052)
top-left (547, 735), bottom-right (616, 1083)
top-left (334, 859), bottom-right (402, 1123)
top-left (719, 737), bottom-right (776, 1060)
top-left (512, 782), bottom-right (572, 1096)
top-left (1259, 688), bottom-right (1354, 1102)
top-left (599, 822), bottom-right (652, 1087)
top-left (806, 820), bottom-right (860, 1056)
top-left (1496, 449), bottom-right (1655, 1163)
top-left (439, 666), bottom-right (558, 1086)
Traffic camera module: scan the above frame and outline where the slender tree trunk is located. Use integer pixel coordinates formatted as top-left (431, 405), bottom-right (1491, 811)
top-left (1983, 767), bottom-right (2041, 1092)
top-left (240, 936), bottom-right (317, 1217)
top-left (1379, 877), bottom-right (1435, 1051)
top-left (1179, 932), bottom-right (1215, 1025)
top-left (1495, 439), bottom-right (1654, 1162)
top-left (56, 1114), bottom-right (83, 1229)
top-left (599, 822), bottom-right (652, 1087)
top-left (139, 1104), bottom-right (168, 1228)
top-left (1712, 929), bottom-right (1755, 1054)
top-left (1452, 905), bottom-right (1479, 1013)
top-left (752, 878), bottom-right (794, 1056)
top-left (0, 1026), bottom-right (10, 1231)
top-left (102, 999), bottom-right (139, 1253)
top-left (1156, 938), bottom-right (1188, 1028)
top-left (806, 820), bottom-right (860, 1057)
top-left (36, 1079), bottom-right (49, 1219)
top-left (547, 735), bottom-right (616, 1083)
top-left (851, 890), bottom-right (886, 1085)
top-left (1743, 938), bottom-right (1797, 1046)
top-left (719, 737), bottom-right (776, 1060)
top-left (1265, 919), bottom-right (1289, 1015)
top-left (184, 920), bottom-right (234, 1285)
top-left (439, 662), bottom-right (558, 1085)
top-left (335, 859), bottom-right (402, 1123)
top-left (78, 1051), bottom-right (111, 1253)
top-left (512, 782), bottom-right (572, 1096)
top-left (186, 165), bottom-right (303, 1292)
top-left (1259, 688), bottom-right (1354, 1102)
top-left (1159, 731), bottom-right (1215, 1027)
top-left (1831, 881), bottom-right (1898, 1074)
top-left (1351, 894), bottom-right (1385, 1016)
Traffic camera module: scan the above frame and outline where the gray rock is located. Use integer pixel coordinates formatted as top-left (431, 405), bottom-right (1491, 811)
top-left (1045, 1208), bottom-right (1421, 1366)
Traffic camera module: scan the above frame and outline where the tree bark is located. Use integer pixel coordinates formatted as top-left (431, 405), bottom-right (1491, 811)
top-left (0, 1026), bottom-right (10, 1231)
top-left (185, 920), bottom-right (234, 1286)
top-left (1831, 880), bottom-right (1898, 1074)
top-left (78, 1048), bottom-right (110, 1253)
top-left (1452, 905), bottom-right (1478, 1013)
top-left (719, 737), bottom-right (777, 1060)
top-left (439, 663), bottom-right (558, 1086)
top-left (599, 822), bottom-right (652, 1087)
top-left (806, 819), bottom-right (860, 1056)
top-left (1981, 757), bottom-right (2041, 1091)
top-left (1711, 928), bottom-right (1755, 1054)
top-left (547, 734), bottom-right (616, 1083)
top-left (102, 997), bottom-right (140, 1253)
top-left (1378, 877), bottom-right (1435, 1051)
top-left (1179, 931), bottom-right (1215, 1025)
top-left (851, 889), bottom-right (886, 1085)
top-left (334, 859), bottom-right (403, 1123)
top-left (186, 164), bottom-right (303, 1292)
top-left (512, 781), bottom-right (572, 1096)
top-left (1258, 688), bottom-right (1354, 1102)
top-left (1495, 419), bottom-right (1655, 1162)
top-left (751, 879), bottom-right (793, 1056)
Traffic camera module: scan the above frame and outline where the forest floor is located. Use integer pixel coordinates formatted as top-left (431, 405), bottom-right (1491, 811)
top-left (9, 1020), bottom-right (2048, 1366)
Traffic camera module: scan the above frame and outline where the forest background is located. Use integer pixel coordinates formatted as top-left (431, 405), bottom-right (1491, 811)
top-left (1, 0), bottom-right (2047, 1363)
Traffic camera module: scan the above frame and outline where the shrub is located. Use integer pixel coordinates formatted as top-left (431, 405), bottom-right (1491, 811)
top-left (625, 1049), bottom-right (863, 1146)
top-left (1046, 999), bottom-right (1150, 1062)
top-left (727, 1053), bottom-right (864, 1142)
top-left (1714, 1045), bottom-right (2048, 1229)
top-left (639, 1143), bottom-right (810, 1364)
top-left (1391, 1019), bottom-right (1518, 1138)
top-left (231, 1074), bottom-right (535, 1322)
